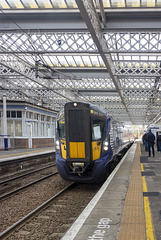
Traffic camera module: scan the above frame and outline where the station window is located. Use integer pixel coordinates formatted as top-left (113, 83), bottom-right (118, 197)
top-left (7, 120), bottom-right (13, 137)
top-left (41, 122), bottom-right (45, 136)
top-left (15, 120), bottom-right (22, 137)
top-left (11, 111), bottom-right (16, 118)
top-left (41, 115), bottom-right (45, 121)
top-left (29, 112), bottom-right (33, 119)
top-left (17, 111), bottom-right (22, 118)
top-left (47, 116), bottom-right (50, 122)
top-left (7, 111), bottom-right (22, 118)
top-left (34, 113), bottom-right (39, 120)
top-left (46, 123), bottom-right (50, 136)
top-left (34, 122), bottom-right (38, 137)
top-left (7, 111), bottom-right (10, 118)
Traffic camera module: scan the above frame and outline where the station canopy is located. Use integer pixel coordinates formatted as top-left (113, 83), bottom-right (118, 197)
top-left (0, 0), bottom-right (161, 126)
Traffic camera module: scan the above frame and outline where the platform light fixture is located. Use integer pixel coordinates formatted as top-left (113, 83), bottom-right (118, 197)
top-left (73, 102), bottom-right (77, 106)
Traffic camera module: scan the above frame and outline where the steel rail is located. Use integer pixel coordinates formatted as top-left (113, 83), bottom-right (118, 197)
top-left (0, 182), bottom-right (76, 240)
top-left (0, 163), bottom-right (56, 185)
top-left (0, 171), bottom-right (58, 200)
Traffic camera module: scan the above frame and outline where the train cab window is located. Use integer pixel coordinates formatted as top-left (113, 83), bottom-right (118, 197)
top-left (58, 119), bottom-right (66, 139)
top-left (91, 119), bottom-right (105, 140)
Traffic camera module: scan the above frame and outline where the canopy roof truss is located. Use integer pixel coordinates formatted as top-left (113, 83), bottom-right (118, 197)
top-left (0, 0), bottom-right (161, 126)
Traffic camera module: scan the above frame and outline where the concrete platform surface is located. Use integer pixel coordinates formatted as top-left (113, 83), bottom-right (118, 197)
top-left (62, 142), bottom-right (160, 240)
top-left (0, 147), bottom-right (55, 162)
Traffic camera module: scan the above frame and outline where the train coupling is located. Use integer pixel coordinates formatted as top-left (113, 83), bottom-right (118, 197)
top-left (72, 162), bottom-right (85, 173)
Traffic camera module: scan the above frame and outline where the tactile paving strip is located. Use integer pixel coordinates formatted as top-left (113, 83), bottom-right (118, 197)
top-left (117, 143), bottom-right (146, 240)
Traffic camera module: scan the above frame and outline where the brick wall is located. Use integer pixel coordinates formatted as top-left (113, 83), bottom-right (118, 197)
top-left (14, 139), bottom-right (28, 149)
top-left (13, 138), bottom-right (54, 149)
top-left (32, 138), bottom-right (54, 148)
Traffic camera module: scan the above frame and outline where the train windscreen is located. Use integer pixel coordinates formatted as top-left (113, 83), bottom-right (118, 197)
top-left (68, 109), bottom-right (85, 142)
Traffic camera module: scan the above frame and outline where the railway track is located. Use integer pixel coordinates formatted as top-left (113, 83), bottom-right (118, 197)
top-left (0, 182), bottom-right (99, 240)
top-left (0, 163), bottom-right (58, 200)
top-left (0, 183), bottom-right (76, 240)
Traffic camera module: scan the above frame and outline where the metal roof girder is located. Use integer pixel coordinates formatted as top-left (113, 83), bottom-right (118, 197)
top-left (75, 0), bottom-right (133, 123)
top-left (0, 55), bottom-right (73, 102)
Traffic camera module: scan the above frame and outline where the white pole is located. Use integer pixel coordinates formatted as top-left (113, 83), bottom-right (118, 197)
top-left (3, 94), bottom-right (7, 150)
top-left (3, 94), bottom-right (7, 136)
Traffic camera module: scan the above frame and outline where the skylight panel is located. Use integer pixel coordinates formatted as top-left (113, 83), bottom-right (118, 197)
top-left (0, 0), bottom-right (10, 9)
top-left (98, 56), bottom-right (105, 67)
top-left (7, 0), bottom-right (24, 8)
top-left (45, 56), bottom-right (58, 67)
top-left (90, 56), bottom-right (100, 67)
top-left (149, 56), bottom-right (157, 61)
top-left (126, 0), bottom-right (140, 7)
top-left (157, 0), bottom-right (161, 6)
top-left (82, 56), bottom-right (92, 67)
top-left (66, 0), bottom-right (78, 8)
top-left (73, 56), bottom-right (84, 67)
top-left (57, 56), bottom-right (68, 67)
top-left (102, 0), bottom-right (111, 7)
top-left (65, 56), bottom-right (76, 67)
top-left (142, 0), bottom-right (155, 7)
top-left (43, 56), bottom-right (53, 66)
top-left (22, 0), bottom-right (38, 8)
top-left (140, 56), bottom-right (148, 61)
top-left (50, 0), bottom-right (67, 8)
top-left (36, 0), bottom-right (53, 8)
top-left (111, 0), bottom-right (125, 7)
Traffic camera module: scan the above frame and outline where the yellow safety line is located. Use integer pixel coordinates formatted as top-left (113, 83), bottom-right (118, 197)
top-left (140, 144), bottom-right (156, 240)
top-left (0, 149), bottom-right (53, 158)
top-left (139, 143), bottom-right (142, 156)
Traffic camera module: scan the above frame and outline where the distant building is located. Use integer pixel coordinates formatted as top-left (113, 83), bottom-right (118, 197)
top-left (0, 100), bottom-right (57, 149)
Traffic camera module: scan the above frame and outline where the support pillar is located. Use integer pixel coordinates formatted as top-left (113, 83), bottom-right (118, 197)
top-left (3, 94), bottom-right (8, 150)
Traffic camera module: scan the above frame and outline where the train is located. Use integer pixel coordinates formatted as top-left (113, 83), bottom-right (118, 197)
top-left (55, 102), bottom-right (134, 183)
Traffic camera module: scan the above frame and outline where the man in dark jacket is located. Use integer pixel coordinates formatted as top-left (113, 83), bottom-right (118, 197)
top-left (142, 132), bottom-right (148, 151)
top-left (147, 129), bottom-right (155, 157)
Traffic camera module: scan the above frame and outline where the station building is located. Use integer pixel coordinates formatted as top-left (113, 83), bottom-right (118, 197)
top-left (0, 100), bottom-right (57, 150)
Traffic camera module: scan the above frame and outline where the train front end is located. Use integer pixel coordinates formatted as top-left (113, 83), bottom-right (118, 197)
top-left (56, 102), bottom-right (113, 183)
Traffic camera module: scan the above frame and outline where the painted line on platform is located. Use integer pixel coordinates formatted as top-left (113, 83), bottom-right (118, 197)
top-left (140, 146), bottom-right (156, 240)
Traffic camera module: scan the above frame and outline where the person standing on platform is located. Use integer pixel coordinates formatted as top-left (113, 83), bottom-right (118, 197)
top-left (147, 129), bottom-right (155, 157)
top-left (157, 133), bottom-right (161, 151)
top-left (142, 131), bottom-right (148, 151)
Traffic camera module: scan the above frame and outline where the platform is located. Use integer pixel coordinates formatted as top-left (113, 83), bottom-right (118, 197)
top-left (0, 147), bottom-right (55, 163)
top-left (61, 142), bottom-right (160, 240)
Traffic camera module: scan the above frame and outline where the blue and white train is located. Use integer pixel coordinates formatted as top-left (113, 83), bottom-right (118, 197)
top-left (55, 102), bottom-right (133, 183)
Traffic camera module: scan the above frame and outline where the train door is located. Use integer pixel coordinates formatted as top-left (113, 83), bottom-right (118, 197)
top-left (65, 102), bottom-right (91, 163)
top-left (27, 124), bottom-right (32, 148)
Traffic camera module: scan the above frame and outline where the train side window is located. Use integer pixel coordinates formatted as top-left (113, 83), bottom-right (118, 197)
top-left (92, 119), bottom-right (105, 140)
top-left (93, 125), bottom-right (101, 139)
top-left (58, 119), bottom-right (66, 139)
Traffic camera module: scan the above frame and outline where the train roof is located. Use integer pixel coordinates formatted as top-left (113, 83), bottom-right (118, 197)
top-left (65, 102), bottom-right (108, 117)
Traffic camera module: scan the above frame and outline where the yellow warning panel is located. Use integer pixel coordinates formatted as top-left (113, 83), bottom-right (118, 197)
top-left (69, 142), bottom-right (85, 159)
top-left (61, 140), bottom-right (67, 159)
top-left (69, 142), bottom-right (78, 158)
top-left (91, 141), bottom-right (101, 160)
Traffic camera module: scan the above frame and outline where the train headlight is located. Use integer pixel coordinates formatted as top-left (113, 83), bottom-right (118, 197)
top-left (56, 140), bottom-right (60, 150)
top-left (103, 140), bottom-right (109, 151)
